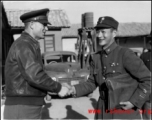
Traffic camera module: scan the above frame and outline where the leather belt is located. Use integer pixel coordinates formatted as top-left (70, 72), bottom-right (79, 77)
top-left (99, 91), bottom-right (106, 100)
top-left (99, 83), bottom-right (108, 100)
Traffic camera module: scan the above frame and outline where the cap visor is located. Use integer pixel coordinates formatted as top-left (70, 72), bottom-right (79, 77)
top-left (39, 20), bottom-right (51, 25)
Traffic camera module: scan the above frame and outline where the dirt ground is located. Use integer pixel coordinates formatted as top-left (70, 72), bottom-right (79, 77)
top-left (1, 87), bottom-right (100, 119)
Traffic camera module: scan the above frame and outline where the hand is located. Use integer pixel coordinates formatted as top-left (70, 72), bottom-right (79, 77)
top-left (61, 83), bottom-right (76, 96)
top-left (61, 83), bottom-right (71, 90)
top-left (68, 85), bottom-right (76, 96)
top-left (58, 85), bottom-right (69, 97)
top-left (45, 94), bottom-right (52, 101)
top-left (119, 101), bottom-right (134, 110)
top-left (61, 83), bottom-right (73, 96)
top-left (59, 83), bottom-right (76, 97)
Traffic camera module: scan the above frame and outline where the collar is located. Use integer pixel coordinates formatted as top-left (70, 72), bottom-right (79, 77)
top-left (103, 41), bottom-right (118, 55)
top-left (21, 31), bottom-right (39, 45)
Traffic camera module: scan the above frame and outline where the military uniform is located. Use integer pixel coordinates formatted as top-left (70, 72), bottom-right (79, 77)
top-left (74, 17), bottom-right (151, 119)
top-left (140, 47), bottom-right (151, 120)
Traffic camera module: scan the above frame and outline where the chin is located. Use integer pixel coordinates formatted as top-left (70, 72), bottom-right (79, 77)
top-left (99, 42), bottom-right (106, 46)
top-left (41, 36), bottom-right (45, 39)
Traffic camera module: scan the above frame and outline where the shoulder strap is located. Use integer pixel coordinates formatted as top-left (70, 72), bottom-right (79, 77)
top-left (118, 46), bottom-right (128, 55)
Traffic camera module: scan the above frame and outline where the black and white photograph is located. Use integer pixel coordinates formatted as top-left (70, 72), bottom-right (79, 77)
top-left (1, 1), bottom-right (151, 119)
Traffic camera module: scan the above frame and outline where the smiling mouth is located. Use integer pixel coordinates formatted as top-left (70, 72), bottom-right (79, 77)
top-left (99, 39), bottom-right (104, 41)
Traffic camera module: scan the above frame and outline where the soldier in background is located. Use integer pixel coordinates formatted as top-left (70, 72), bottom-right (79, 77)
top-left (140, 34), bottom-right (151, 120)
top-left (140, 37), bottom-right (151, 71)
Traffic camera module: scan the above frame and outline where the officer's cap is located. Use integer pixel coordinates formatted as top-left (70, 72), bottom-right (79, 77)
top-left (20, 8), bottom-right (51, 25)
top-left (95, 16), bottom-right (119, 30)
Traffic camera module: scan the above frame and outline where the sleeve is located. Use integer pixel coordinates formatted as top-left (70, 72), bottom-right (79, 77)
top-left (74, 55), bottom-right (97, 97)
top-left (123, 49), bottom-right (151, 109)
top-left (16, 43), bottom-right (62, 93)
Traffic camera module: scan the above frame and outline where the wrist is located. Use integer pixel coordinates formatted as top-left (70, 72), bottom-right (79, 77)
top-left (58, 85), bottom-right (63, 95)
top-left (56, 82), bottom-right (62, 93)
top-left (71, 86), bottom-right (76, 96)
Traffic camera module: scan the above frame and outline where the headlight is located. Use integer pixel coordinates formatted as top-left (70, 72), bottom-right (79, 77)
top-left (52, 77), bottom-right (57, 81)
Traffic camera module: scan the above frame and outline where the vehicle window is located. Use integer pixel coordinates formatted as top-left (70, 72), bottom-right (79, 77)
top-left (62, 55), bottom-right (76, 63)
top-left (62, 55), bottom-right (72, 62)
top-left (72, 55), bottom-right (76, 62)
top-left (46, 55), bottom-right (62, 64)
top-left (134, 52), bottom-right (141, 57)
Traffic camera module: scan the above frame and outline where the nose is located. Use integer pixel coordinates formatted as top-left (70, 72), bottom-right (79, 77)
top-left (43, 26), bottom-right (48, 33)
top-left (45, 26), bottom-right (48, 31)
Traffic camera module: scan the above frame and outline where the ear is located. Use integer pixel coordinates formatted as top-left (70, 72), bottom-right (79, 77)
top-left (112, 30), bottom-right (117, 38)
top-left (30, 21), bottom-right (34, 29)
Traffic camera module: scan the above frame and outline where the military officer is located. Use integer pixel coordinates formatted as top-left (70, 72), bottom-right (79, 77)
top-left (4, 8), bottom-right (70, 119)
top-left (68, 16), bottom-right (151, 119)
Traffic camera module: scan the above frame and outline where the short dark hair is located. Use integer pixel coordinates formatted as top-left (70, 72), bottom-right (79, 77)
top-left (110, 28), bottom-right (117, 32)
top-left (24, 22), bottom-right (31, 29)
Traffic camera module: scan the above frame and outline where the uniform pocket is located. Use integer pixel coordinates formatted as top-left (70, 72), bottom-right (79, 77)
top-left (105, 63), bottom-right (123, 76)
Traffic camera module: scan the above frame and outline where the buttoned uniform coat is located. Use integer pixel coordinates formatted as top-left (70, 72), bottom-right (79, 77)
top-left (74, 42), bottom-right (151, 119)
top-left (140, 50), bottom-right (151, 119)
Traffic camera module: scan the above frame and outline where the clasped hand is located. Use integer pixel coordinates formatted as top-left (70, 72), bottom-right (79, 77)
top-left (58, 83), bottom-right (76, 97)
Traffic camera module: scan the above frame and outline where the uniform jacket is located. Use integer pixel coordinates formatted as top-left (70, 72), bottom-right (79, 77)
top-left (74, 41), bottom-right (151, 119)
top-left (140, 50), bottom-right (151, 119)
top-left (5, 32), bottom-right (61, 105)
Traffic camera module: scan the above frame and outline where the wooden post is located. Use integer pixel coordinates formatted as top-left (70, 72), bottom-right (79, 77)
top-left (143, 36), bottom-right (146, 49)
top-left (143, 36), bottom-right (146, 58)
top-left (116, 38), bottom-right (119, 45)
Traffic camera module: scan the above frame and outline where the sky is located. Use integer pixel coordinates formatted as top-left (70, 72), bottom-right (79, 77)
top-left (3, 1), bottom-right (151, 24)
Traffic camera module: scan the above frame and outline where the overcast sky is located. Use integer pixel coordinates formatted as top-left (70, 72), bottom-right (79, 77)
top-left (3, 1), bottom-right (151, 24)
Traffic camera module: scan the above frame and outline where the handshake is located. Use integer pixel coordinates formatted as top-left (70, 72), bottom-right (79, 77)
top-left (46, 83), bottom-right (76, 101)
top-left (58, 83), bottom-right (76, 97)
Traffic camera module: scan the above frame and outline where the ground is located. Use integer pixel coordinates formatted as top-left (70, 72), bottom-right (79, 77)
top-left (1, 87), bottom-right (99, 119)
